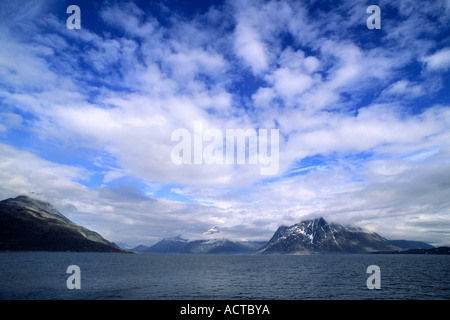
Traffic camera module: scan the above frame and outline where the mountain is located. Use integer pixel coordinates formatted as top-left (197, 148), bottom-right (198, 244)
top-left (387, 240), bottom-right (434, 250)
top-left (258, 217), bottom-right (402, 254)
top-left (134, 236), bottom-right (188, 253)
top-left (3, 195), bottom-right (434, 255)
top-left (0, 195), bottom-right (130, 253)
top-left (182, 239), bottom-right (264, 254)
top-left (372, 246), bottom-right (450, 255)
top-left (133, 237), bottom-right (265, 254)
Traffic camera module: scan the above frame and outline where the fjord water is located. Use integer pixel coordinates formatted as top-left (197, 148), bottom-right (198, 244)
top-left (0, 252), bottom-right (449, 300)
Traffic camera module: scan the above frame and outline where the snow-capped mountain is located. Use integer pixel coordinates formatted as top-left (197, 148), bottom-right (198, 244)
top-left (182, 239), bottom-right (264, 254)
top-left (258, 217), bottom-right (401, 254)
top-left (133, 237), bottom-right (265, 254)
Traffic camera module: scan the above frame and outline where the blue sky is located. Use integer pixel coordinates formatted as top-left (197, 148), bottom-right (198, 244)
top-left (1, 0), bottom-right (450, 246)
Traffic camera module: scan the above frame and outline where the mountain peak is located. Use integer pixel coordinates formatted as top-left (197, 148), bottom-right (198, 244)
top-left (259, 217), bottom-right (399, 254)
top-left (0, 195), bottom-right (129, 252)
top-left (8, 195), bottom-right (48, 205)
top-left (302, 217), bottom-right (327, 227)
top-left (317, 217), bottom-right (327, 225)
top-left (2, 195), bottom-right (71, 224)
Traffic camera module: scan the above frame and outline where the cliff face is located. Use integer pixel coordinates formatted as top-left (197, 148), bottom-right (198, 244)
top-left (0, 195), bottom-right (129, 252)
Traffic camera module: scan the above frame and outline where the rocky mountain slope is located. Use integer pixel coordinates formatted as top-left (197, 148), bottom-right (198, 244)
top-left (0, 195), bottom-right (129, 252)
top-left (258, 217), bottom-right (402, 254)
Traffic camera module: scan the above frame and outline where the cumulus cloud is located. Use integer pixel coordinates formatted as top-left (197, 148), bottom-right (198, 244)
top-left (233, 22), bottom-right (269, 74)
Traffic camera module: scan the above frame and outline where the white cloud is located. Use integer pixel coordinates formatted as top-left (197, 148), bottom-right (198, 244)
top-left (252, 87), bottom-right (276, 109)
top-left (266, 67), bottom-right (313, 101)
top-left (381, 80), bottom-right (425, 98)
top-left (203, 225), bottom-right (220, 235)
top-left (0, 31), bottom-right (58, 92)
top-left (0, 112), bottom-right (22, 132)
top-left (0, 144), bottom-right (89, 200)
top-left (100, 2), bottom-right (158, 38)
top-left (164, 47), bottom-right (227, 84)
top-left (422, 47), bottom-right (450, 71)
top-left (234, 22), bottom-right (269, 74)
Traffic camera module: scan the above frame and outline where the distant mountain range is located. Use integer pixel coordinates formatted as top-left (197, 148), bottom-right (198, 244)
top-left (0, 195), bottom-right (444, 254)
top-left (372, 247), bottom-right (450, 255)
top-left (133, 218), bottom-right (438, 255)
top-left (133, 217), bottom-right (439, 255)
top-left (133, 237), bottom-right (266, 254)
top-left (0, 195), bottom-right (130, 252)
top-left (386, 240), bottom-right (434, 250)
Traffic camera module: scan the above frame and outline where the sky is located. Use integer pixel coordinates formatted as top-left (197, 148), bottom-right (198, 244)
top-left (1, 0), bottom-right (450, 247)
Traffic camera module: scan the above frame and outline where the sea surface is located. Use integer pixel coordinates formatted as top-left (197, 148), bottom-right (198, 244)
top-left (0, 252), bottom-right (449, 300)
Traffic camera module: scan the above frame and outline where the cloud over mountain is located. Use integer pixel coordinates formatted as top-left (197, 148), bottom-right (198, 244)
top-left (0, 0), bottom-right (449, 247)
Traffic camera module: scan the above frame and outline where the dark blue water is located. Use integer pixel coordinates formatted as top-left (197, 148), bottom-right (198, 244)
top-left (0, 252), bottom-right (449, 300)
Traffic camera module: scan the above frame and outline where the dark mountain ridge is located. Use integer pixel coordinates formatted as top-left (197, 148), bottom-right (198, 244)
top-left (0, 195), bottom-right (130, 252)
